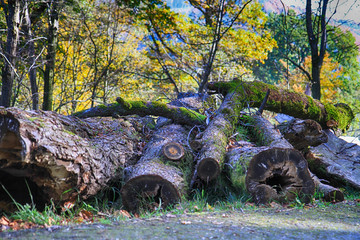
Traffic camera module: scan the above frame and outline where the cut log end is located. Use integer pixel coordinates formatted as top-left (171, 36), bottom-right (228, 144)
top-left (197, 158), bottom-right (220, 182)
top-left (246, 148), bottom-right (315, 204)
top-left (121, 175), bottom-right (181, 213)
top-left (163, 142), bottom-right (185, 161)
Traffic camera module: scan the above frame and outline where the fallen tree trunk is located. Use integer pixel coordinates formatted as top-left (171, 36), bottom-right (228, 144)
top-left (226, 146), bottom-right (315, 204)
top-left (121, 124), bottom-right (193, 213)
top-left (226, 115), bottom-right (315, 204)
top-left (306, 129), bottom-right (360, 190)
top-left (194, 91), bottom-right (246, 182)
top-left (277, 118), bottom-right (328, 152)
top-left (0, 107), bottom-right (141, 210)
top-left (208, 79), bottom-right (354, 132)
top-left (72, 97), bottom-right (206, 126)
top-left (276, 118), bottom-right (344, 201)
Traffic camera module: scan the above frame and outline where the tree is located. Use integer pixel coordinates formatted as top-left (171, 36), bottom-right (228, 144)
top-left (253, 7), bottom-right (359, 104)
top-left (124, 0), bottom-right (277, 95)
top-left (42, 0), bottom-right (59, 111)
top-left (305, 0), bottom-right (329, 100)
top-left (0, 0), bottom-right (21, 107)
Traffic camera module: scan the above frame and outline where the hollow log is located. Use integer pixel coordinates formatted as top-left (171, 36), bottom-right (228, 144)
top-left (226, 114), bottom-right (315, 204)
top-left (306, 129), bottom-right (360, 190)
top-left (72, 97), bottom-right (206, 126)
top-left (0, 107), bottom-right (141, 210)
top-left (277, 118), bottom-right (328, 152)
top-left (208, 79), bottom-right (354, 132)
top-left (226, 146), bottom-right (315, 204)
top-left (121, 124), bottom-right (193, 213)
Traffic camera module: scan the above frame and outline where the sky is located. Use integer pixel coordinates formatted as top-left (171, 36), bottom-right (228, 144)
top-left (263, 0), bottom-right (360, 23)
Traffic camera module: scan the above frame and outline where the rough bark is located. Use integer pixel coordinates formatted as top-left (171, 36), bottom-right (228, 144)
top-left (245, 114), bottom-right (293, 149)
top-left (0, 107), bottom-right (141, 209)
top-left (121, 124), bottom-right (193, 213)
top-left (226, 115), bottom-right (315, 204)
top-left (73, 97), bottom-right (206, 126)
top-left (195, 91), bottom-right (244, 182)
top-left (226, 146), bottom-right (315, 204)
top-left (277, 118), bottom-right (328, 152)
top-left (208, 80), bottom-right (354, 132)
top-left (306, 129), bottom-right (360, 190)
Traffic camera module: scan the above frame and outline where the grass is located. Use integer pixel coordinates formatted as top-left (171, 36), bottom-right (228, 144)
top-left (1, 183), bottom-right (360, 231)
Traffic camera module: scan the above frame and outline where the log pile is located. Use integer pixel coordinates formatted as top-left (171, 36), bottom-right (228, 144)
top-left (0, 79), bottom-right (358, 213)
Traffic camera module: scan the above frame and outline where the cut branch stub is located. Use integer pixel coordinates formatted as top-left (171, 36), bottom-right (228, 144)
top-left (163, 142), bottom-right (184, 161)
top-left (121, 161), bottom-right (184, 213)
top-left (245, 148), bottom-right (315, 204)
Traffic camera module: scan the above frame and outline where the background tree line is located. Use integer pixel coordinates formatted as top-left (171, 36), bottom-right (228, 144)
top-left (1, 0), bottom-right (359, 129)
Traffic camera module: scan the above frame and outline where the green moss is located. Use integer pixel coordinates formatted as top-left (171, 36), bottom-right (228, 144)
top-left (128, 100), bottom-right (146, 109)
top-left (306, 96), bottom-right (321, 119)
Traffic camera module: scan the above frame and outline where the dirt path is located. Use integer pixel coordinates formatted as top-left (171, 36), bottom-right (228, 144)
top-left (1, 201), bottom-right (359, 239)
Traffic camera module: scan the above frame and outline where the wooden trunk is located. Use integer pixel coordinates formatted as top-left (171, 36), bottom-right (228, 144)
top-left (226, 115), bottom-right (315, 204)
top-left (121, 124), bottom-right (193, 213)
top-left (0, 107), bottom-right (141, 210)
top-left (306, 129), bottom-right (360, 190)
top-left (277, 118), bottom-right (328, 152)
top-left (226, 146), bottom-right (315, 204)
top-left (195, 92), bottom-right (244, 182)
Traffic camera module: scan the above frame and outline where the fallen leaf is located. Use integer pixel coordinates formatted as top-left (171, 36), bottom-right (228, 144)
top-left (181, 220), bottom-right (191, 225)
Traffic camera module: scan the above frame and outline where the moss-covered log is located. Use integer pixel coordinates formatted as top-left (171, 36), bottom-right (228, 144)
top-left (208, 80), bottom-right (354, 132)
top-left (277, 118), bottom-right (328, 152)
top-left (244, 114), bottom-right (293, 148)
top-left (226, 146), bottom-right (315, 204)
top-left (121, 124), bottom-right (193, 213)
top-left (72, 97), bottom-right (206, 126)
top-left (195, 92), bottom-right (246, 182)
top-left (0, 107), bottom-right (141, 211)
top-left (306, 129), bottom-right (360, 190)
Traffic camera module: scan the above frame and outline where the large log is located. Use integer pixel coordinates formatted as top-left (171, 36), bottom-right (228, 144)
top-left (208, 79), bottom-right (354, 132)
top-left (226, 115), bottom-right (315, 204)
top-left (226, 146), bottom-right (315, 204)
top-left (306, 129), bottom-right (360, 190)
top-left (0, 107), bottom-right (141, 210)
top-left (121, 124), bottom-right (193, 213)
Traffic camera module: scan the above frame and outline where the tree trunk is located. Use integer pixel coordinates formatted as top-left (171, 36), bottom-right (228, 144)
top-left (208, 79), bottom-right (354, 132)
top-left (306, 129), bottom-right (360, 190)
top-left (42, 0), bottom-right (59, 111)
top-left (24, 0), bottom-right (39, 110)
top-left (1, 0), bottom-right (21, 107)
top-left (194, 91), bottom-right (245, 182)
top-left (277, 118), bottom-right (328, 152)
top-left (226, 146), bottom-right (315, 204)
top-left (73, 97), bottom-right (206, 126)
top-left (0, 107), bottom-right (141, 210)
top-left (121, 124), bottom-right (194, 213)
top-left (226, 115), bottom-right (315, 204)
